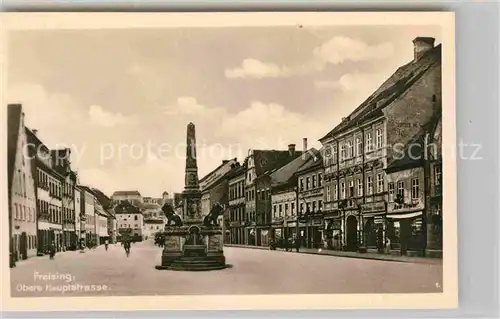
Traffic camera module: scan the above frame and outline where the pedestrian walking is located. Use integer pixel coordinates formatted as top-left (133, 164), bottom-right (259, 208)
top-left (49, 241), bottom-right (56, 260)
top-left (123, 240), bottom-right (131, 257)
top-left (105, 239), bottom-right (109, 251)
top-left (294, 238), bottom-right (300, 253)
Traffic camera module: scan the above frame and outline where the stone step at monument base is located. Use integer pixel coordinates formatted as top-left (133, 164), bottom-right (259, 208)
top-left (167, 257), bottom-right (226, 271)
top-left (156, 256), bottom-right (227, 271)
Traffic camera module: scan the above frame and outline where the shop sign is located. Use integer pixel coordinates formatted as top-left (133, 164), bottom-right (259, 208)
top-left (388, 200), bottom-right (424, 213)
top-left (361, 201), bottom-right (386, 214)
top-left (300, 188), bottom-right (323, 198)
top-left (287, 222), bottom-right (297, 227)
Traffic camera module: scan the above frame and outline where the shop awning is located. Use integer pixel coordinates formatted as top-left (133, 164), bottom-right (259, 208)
top-left (386, 211), bottom-right (422, 220)
top-left (363, 211), bottom-right (386, 218)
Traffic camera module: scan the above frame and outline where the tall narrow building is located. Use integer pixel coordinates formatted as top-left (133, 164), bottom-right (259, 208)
top-left (8, 104), bottom-right (37, 261)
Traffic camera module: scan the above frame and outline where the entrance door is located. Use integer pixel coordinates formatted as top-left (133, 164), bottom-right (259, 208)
top-left (20, 232), bottom-right (28, 260)
top-left (313, 228), bottom-right (322, 249)
top-left (364, 218), bottom-right (377, 248)
top-left (400, 219), bottom-right (412, 255)
top-left (346, 216), bottom-right (358, 251)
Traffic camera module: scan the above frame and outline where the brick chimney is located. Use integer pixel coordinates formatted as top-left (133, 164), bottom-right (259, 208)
top-left (288, 144), bottom-right (296, 156)
top-left (32, 129), bottom-right (38, 136)
top-left (413, 37), bottom-right (435, 61)
top-left (302, 138), bottom-right (308, 152)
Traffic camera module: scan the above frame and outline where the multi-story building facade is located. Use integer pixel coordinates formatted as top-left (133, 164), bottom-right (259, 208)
top-left (114, 201), bottom-right (144, 241)
top-left (25, 128), bottom-right (64, 253)
top-left (426, 115), bottom-right (442, 257)
top-left (8, 104), bottom-right (37, 261)
top-left (228, 164), bottom-right (246, 245)
top-left (245, 144), bottom-right (303, 246)
top-left (95, 201), bottom-right (109, 245)
top-left (52, 148), bottom-right (78, 251)
top-left (143, 219), bottom-right (164, 240)
top-left (384, 111), bottom-right (441, 257)
top-left (74, 185), bottom-right (82, 247)
top-left (142, 202), bottom-right (164, 220)
top-left (80, 186), bottom-right (97, 247)
top-left (269, 147), bottom-right (316, 244)
top-left (319, 37), bottom-right (441, 253)
top-left (296, 150), bottom-right (324, 249)
top-left (91, 188), bottom-right (116, 243)
top-left (200, 159), bottom-right (238, 217)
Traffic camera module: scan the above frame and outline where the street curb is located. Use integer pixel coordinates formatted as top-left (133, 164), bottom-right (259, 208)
top-left (224, 244), bottom-right (441, 265)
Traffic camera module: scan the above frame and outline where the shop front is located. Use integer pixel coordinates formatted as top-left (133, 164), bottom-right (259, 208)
top-left (285, 220), bottom-right (307, 246)
top-left (270, 222), bottom-right (284, 241)
top-left (324, 217), bottom-right (342, 250)
top-left (386, 201), bottom-right (425, 256)
top-left (360, 201), bottom-right (387, 252)
top-left (306, 217), bottom-right (324, 249)
top-left (285, 221), bottom-right (297, 241)
top-left (258, 227), bottom-right (270, 247)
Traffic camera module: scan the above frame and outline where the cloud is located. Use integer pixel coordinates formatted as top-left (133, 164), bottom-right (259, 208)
top-left (88, 104), bottom-right (137, 127)
top-left (215, 101), bottom-right (324, 151)
top-left (7, 83), bottom-right (83, 129)
top-left (224, 59), bottom-right (293, 79)
top-left (226, 36), bottom-right (395, 79)
top-left (314, 71), bottom-right (391, 93)
top-left (313, 36), bottom-right (395, 65)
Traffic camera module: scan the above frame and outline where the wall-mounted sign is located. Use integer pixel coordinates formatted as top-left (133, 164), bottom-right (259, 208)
top-left (361, 201), bottom-right (386, 213)
top-left (300, 188), bottom-right (323, 197)
top-left (388, 200), bottom-right (424, 213)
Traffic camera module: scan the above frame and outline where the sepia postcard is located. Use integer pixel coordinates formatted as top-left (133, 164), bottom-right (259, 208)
top-left (0, 12), bottom-right (457, 311)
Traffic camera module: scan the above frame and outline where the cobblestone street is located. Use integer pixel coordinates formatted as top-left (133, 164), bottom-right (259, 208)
top-left (10, 240), bottom-right (443, 297)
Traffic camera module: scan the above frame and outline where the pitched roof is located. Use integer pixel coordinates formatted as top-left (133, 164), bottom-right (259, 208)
top-left (79, 185), bottom-right (96, 197)
top-left (113, 200), bottom-right (142, 214)
top-left (91, 188), bottom-right (112, 209)
top-left (199, 158), bottom-right (237, 183)
top-left (269, 149), bottom-right (319, 187)
top-left (112, 190), bottom-right (141, 197)
top-left (228, 164), bottom-right (246, 182)
top-left (320, 44), bottom-right (442, 141)
top-left (385, 110), bottom-right (441, 173)
top-left (7, 104), bottom-right (22, 192)
top-left (254, 149), bottom-right (304, 177)
top-left (296, 149), bottom-right (324, 174)
top-left (25, 127), bottom-right (48, 154)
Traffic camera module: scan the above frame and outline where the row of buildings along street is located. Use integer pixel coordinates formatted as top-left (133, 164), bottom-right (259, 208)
top-left (7, 106), bottom-right (173, 265)
top-left (7, 36), bottom-right (443, 266)
top-left (201, 36), bottom-right (443, 258)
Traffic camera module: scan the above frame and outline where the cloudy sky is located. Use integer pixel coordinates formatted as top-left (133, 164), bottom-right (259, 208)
top-left (7, 25), bottom-right (441, 197)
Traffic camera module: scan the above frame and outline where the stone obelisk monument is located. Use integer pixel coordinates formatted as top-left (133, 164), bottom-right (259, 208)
top-left (156, 122), bottom-right (226, 271)
top-left (182, 123), bottom-right (203, 224)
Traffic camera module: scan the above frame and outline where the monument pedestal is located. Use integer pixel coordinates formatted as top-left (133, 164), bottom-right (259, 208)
top-left (156, 225), bottom-right (227, 271)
